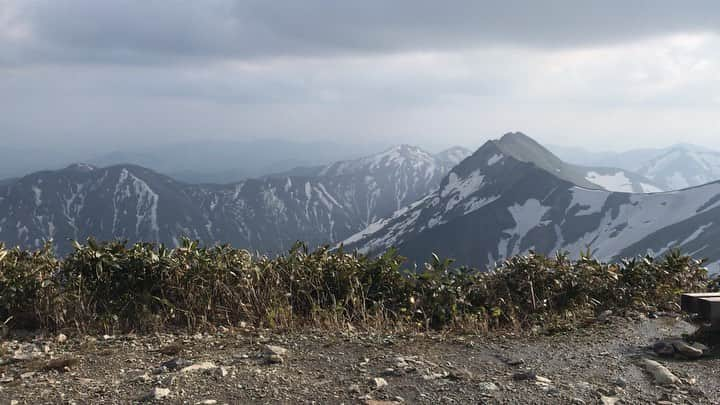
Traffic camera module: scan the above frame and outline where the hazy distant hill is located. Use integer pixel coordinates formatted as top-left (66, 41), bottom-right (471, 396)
top-left (549, 143), bottom-right (720, 190)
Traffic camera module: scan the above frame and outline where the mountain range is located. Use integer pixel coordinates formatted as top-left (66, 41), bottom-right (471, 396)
top-left (3, 133), bottom-right (720, 273)
top-left (345, 133), bottom-right (720, 272)
top-left (0, 146), bottom-right (468, 255)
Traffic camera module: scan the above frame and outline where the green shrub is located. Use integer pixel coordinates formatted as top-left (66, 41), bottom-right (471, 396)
top-left (0, 239), bottom-right (713, 334)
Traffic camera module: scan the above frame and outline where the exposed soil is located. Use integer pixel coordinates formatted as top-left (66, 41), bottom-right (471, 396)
top-left (1, 313), bottom-right (718, 404)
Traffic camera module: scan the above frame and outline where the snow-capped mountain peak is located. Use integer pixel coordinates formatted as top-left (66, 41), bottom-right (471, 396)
top-left (343, 133), bottom-right (720, 272)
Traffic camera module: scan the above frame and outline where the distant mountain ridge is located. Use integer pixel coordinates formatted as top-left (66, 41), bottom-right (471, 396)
top-left (550, 143), bottom-right (720, 190)
top-left (344, 133), bottom-right (720, 272)
top-left (637, 147), bottom-right (720, 190)
top-left (0, 145), bottom-right (466, 254)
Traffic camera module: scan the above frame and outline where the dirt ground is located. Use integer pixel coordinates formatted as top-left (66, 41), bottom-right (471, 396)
top-left (1, 313), bottom-right (718, 404)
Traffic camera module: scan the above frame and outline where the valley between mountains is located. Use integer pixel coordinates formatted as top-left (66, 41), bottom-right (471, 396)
top-left (2, 132), bottom-right (720, 272)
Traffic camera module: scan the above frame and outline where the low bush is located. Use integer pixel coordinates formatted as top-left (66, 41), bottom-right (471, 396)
top-left (0, 239), bottom-right (714, 334)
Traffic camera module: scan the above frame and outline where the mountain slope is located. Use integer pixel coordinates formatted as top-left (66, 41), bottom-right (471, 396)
top-left (0, 145), bottom-right (458, 255)
top-left (343, 134), bottom-right (720, 272)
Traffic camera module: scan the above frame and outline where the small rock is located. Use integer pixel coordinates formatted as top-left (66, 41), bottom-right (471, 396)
top-left (160, 358), bottom-right (193, 371)
top-left (652, 341), bottom-right (675, 357)
top-left (513, 371), bottom-right (537, 381)
top-left (597, 310), bottom-right (613, 322)
top-left (672, 341), bottom-right (703, 359)
top-left (263, 345), bottom-right (288, 356)
top-left (145, 387), bottom-right (171, 401)
top-left (349, 383), bottom-right (362, 394)
top-left (157, 343), bottom-right (184, 356)
top-left (263, 345), bottom-right (288, 364)
top-left (195, 401), bottom-right (217, 405)
top-left (217, 366), bottom-right (229, 378)
top-left (600, 396), bottom-right (619, 405)
top-left (691, 342), bottom-right (709, 353)
top-left (535, 376), bottom-right (552, 384)
top-left (20, 371), bottom-right (36, 379)
top-left (56, 334), bottom-right (68, 344)
top-left (478, 382), bottom-right (499, 391)
top-left (370, 377), bottom-right (388, 390)
top-left (640, 358), bottom-right (681, 386)
top-left (180, 361), bottom-right (217, 373)
top-left (613, 377), bottom-right (627, 388)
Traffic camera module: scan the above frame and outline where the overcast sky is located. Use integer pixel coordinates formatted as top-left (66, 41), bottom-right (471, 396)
top-left (1, 0), bottom-right (719, 153)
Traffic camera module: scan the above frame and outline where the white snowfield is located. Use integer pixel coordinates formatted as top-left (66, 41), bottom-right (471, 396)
top-left (584, 170), bottom-right (662, 193)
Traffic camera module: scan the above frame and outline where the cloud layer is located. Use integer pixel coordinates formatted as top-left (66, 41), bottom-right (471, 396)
top-left (1, 0), bottom-right (719, 153)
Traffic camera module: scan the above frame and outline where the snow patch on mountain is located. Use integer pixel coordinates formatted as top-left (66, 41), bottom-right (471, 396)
top-left (487, 154), bottom-right (503, 166)
top-left (585, 171), bottom-right (633, 193)
top-left (441, 170), bottom-right (485, 211)
top-left (567, 188), bottom-right (608, 216)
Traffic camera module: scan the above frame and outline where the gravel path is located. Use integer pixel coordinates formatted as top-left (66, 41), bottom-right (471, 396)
top-left (1, 313), bottom-right (718, 404)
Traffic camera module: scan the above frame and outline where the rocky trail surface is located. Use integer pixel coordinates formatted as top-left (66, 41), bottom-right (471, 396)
top-left (1, 314), bottom-right (719, 404)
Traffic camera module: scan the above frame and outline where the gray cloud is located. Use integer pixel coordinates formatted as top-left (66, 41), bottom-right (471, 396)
top-left (0, 0), bottom-right (719, 161)
top-left (2, 0), bottom-right (719, 66)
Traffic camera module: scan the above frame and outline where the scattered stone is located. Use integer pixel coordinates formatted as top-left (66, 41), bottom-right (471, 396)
top-left (691, 342), bottom-right (709, 352)
top-left (640, 358), bottom-right (681, 386)
top-left (195, 401), bottom-right (217, 405)
top-left (535, 376), bottom-right (552, 384)
top-left (263, 345), bottom-right (288, 364)
top-left (370, 377), bottom-right (388, 390)
top-left (597, 310), bottom-right (613, 322)
top-left (160, 358), bottom-right (193, 372)
top-left (600, 395), bottom-right (620, 405)
top-left (478, 382), bottom-right (499, 391)
top-left (44, 357), bottom-right (78, 372)
top-left (180, 361), bottom-right (217, 373)
top-left (263, 345), bottom-right (288, 356)
top-left (217, 366), bottom-right (229, 378)
top-left (613, 377), bottom-right (627, 388)
top-left (349, 384), bottom-right (362, 394)
top-left (652, 341), bottom-right (675, 356)
top-left (20, 371), bottom-right (36, 379)
top-left (56, 334), bottom-right (68, 344)
top-left (144, 387), bottom-right (171, 401)
top-left (157, 343), bottom-right (184, 356)
top-left (672, 341), bottom-right (703, 359)
top-left (513, 371), bottom-right (537, 381)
